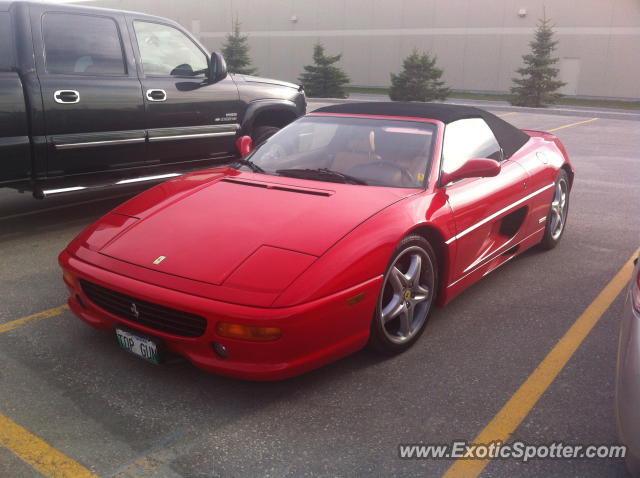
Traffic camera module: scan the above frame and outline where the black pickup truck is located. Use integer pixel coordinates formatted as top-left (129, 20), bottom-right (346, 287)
top-left (0, 1), bottom-right (306, 198)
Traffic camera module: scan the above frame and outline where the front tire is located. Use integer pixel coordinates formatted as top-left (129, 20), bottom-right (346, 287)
top-left (539, 169), bottom-right (570, 250)
top-left (368, 235), bottom-right (438, 355)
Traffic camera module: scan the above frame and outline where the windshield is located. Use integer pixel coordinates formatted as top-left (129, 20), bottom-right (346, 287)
top-left (241, 116), bottom-right (437, 188)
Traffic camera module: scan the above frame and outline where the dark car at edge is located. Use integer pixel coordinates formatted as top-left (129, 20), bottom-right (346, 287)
top-left (0, 0), bottom-right (306, 198)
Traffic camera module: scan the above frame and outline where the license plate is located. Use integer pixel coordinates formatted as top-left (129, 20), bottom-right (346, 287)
top-left (116, 328), bottom-right (160, 364)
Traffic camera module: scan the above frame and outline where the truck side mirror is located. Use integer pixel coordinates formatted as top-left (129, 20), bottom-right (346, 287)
top-left (208, 52), bottom-right (228, 83)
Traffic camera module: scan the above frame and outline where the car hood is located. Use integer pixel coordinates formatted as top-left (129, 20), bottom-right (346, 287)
top-left (98, 173), bottom-right (412, 287)
top-left (235, 74), bottom-right (300, 90)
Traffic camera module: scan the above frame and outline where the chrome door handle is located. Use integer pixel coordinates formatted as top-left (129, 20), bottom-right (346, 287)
top-left (54, 90), bottom-right (80, 104)
top-left (146, 89), bottom-right (167, 102)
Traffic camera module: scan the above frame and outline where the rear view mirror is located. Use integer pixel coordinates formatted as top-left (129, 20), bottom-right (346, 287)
top-left (440, 158), bottom-right (501, 186)
top-left (235, 136), bottom-right (253, 157)
top-left (208, 52), bottom-right (228, 83)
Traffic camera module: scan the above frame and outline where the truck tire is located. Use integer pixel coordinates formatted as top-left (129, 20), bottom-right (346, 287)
top-left (251, 126), bottom-right (280, 146)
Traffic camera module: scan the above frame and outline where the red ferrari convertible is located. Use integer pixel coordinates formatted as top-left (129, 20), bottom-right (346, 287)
top-left (59, 102), bottom-right (574, 380)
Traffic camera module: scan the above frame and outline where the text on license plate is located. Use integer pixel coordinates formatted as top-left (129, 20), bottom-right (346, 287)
top-left (116, 328), bottom-right (159, 364)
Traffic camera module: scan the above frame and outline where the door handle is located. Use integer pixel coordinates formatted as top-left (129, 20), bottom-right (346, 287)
top-left (54, 90), bottom-right (80, 104)
top-left (146, 89), bottom-right (167, 102)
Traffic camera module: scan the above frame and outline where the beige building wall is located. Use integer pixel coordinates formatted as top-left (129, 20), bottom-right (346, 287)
top-left (89, 0), bottom-right (640, 99)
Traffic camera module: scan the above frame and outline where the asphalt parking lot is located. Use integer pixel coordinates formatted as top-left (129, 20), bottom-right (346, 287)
top-left (1, 99), bottom-right (639, 478)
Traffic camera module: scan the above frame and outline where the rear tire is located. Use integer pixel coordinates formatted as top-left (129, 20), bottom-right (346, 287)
top-left (539, 169), bottom-right (570, 250)
top-left (368, 235), bottom-right (438, 355)
top-left (251, 125), bottom-right (280, 146)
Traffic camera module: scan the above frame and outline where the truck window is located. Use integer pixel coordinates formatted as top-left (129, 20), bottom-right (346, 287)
top-left (0, 13), bottom-right (13, 71)
top-left (42, 13), bottom-right (126, 75)
top-left (134, 21), bottom-right (208, 77)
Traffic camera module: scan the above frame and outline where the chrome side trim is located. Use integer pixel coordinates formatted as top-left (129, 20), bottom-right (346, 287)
top-left (116, 173), bottom-right (181, 185)
top-left (54, 124), bottom-right (240, 149)
top-left (447, 226), bottom-right (546, 288)
top-left (444, 182), bottom-right (555, 245)
top-left (41, 186), bottom-right (87, 195)
top-left (38, 174), bottom-right (183, 198)
top-left (55, 137), bottom-right (146, 150)
top-left (0, 136), bottom-right (30, 147)
top-left (148, 131), bottom-right (237, 142)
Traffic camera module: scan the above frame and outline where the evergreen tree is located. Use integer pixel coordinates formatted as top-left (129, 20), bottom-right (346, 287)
top-left (221, 19), bottom-right (256, 75)
top-left (298, 43), bottom-right (350, 98)
top-left (510, 17), bottom-right (565, 107)
top-left (389, 50), bottom-right (450, 102)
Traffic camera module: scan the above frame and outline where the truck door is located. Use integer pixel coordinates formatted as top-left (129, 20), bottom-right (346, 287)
top-left (0, 11), bottom-right (30, 184)
top-left (32, 6), bottom-right (147, 177)
top-left (129, 19), bottom-right (242, 166)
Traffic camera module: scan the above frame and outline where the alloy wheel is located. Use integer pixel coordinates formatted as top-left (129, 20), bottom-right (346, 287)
top-left (550, 178), bottom-right (568, 240)
top-left (378, 246), bottom-right (435, 344)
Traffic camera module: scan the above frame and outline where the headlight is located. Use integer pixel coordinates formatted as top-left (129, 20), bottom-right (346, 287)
top-left (223, 245), bottom-right (316, 294)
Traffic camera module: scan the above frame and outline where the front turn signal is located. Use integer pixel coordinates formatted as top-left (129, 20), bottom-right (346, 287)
top-left (62, 270), bottom-right (76, 289)
top-left (216, 322), bottom-right (282, 342)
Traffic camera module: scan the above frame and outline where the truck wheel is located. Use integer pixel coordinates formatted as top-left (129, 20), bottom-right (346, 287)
top-left (251, 126), bottom-right (280, 146)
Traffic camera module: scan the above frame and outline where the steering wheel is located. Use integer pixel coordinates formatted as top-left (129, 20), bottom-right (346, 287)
top-left (347, 160), bottom-right (415, 186)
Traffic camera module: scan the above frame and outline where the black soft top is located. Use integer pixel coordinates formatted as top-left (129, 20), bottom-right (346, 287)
top-left (313, 102), bottom-right (530, 159)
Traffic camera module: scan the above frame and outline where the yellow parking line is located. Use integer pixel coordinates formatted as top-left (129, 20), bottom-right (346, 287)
top-left (442, 248), bottom-right (639, 478)
top-left (0, 413), bottom-right (98, 478)
top-left (497, 112), bottom-right (517, 117)
top-left (548, 117), bottom-right (599, 132)
top-left (0, 305), bottom-right (68, 335)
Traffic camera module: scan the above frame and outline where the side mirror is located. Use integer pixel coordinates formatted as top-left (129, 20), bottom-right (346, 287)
top-left (440, 158), bottom-right (501, 186)
top-left (235, 135), bottom-right (253, 157)
top-left (208, 52), bottom-right (227, 83)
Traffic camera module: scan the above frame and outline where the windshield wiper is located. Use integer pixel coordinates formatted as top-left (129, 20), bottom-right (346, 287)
top-left (275, 168), bottom-right (368, 185)
top-left (232, 157), bottom-right (265, 174)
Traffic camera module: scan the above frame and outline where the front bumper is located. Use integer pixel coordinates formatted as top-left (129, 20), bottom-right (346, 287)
top-left (59, 250), bottom-right (381, 380)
